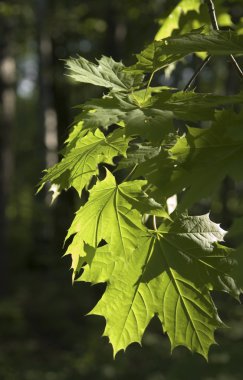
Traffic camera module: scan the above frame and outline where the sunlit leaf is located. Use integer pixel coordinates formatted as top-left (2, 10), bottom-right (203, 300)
top-left (66, 55), bottom-right (143, 92)
top-left (81, 214), bottom-right (238, 357)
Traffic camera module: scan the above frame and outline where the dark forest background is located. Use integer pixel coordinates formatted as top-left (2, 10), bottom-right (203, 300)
top-left (1, 1), bottom-right (243, 379)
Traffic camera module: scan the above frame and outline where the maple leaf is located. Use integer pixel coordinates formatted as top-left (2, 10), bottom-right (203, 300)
top-left (80, 214), bottom-right (238, 358)
top-left (65, 170), bottom-right (160, 260)
top-left (128, 29), bottom-right (243, 74)
top-left (65, 170), bottom-right (170, 275)
top-left (39, 129), bottom-right (130, 195)
top-left (66, 55), bottom-right (143, 92)
top-left (38, 10), bottom-right (243, 360)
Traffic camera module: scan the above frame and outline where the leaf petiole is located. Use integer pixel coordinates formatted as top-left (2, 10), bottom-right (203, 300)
top-left (122, 164), bottom-right (138, 182)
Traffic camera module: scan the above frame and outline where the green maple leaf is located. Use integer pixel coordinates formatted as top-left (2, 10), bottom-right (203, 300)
top-left (60, 122), bottom-right (88, 156)
top-left (66, 55), bottom-right (143, 92)
top-left (128, 29), bottom-right (243, 74)
top-left (79, 214), bottom-right (238, 358)
top-left (65, 170), bottom-right (161, 261)
top-left (39, 128), bottom-right (130, 195)
top-left (38, 2), bottom-right (243, 361)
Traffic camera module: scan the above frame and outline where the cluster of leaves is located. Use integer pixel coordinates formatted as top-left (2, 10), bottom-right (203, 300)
top-left (39, 14), bottom-right (243, 359)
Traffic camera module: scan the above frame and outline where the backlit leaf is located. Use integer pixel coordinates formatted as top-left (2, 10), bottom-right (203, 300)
top-left (80, 214), bottom-right (238, 357)
top-left (39, 129), bottom-right (130, 195)
top-left (66, 55), bottom-right (143, 92)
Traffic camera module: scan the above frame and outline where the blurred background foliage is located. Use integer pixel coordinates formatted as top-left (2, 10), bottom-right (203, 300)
top-left (0, 0), bottom-right (243, 379)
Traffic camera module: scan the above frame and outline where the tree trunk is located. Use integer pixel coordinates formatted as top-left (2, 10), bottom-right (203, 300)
top-left (0, 39), bottom-right (16, 295)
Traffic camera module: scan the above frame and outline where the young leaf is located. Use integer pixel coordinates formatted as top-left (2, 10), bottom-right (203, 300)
top-left (66, 55), bottom-right (143, 92)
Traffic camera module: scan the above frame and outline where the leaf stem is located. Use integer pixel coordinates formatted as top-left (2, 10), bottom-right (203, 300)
top-left (122, 164), bottom-right (138, 182)
top-left (153, 215), bottom-right (157, 230)
top-left (144, 72), bottom-right (154, 102)
top-left (143, 183), bottom-right (152, 193)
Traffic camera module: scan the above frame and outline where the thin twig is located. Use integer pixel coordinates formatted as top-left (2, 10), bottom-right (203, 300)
top-left (152, 215), bottom-right (157, 230)
top-left (184, 55), bottom-right (211, 91)
top-left (184, 0), bottom-right (243, 91)
top-left (204, 0), bottom-right (243, 78)
top-left (204, 0), bottom-right (219, 30)
top-left (228, 55), bottom-right (243, 78)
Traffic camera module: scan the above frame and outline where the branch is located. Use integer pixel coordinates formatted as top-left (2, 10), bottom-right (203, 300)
top-left (227, 54), bottom-right (243, 78)
top-left (204, 0), bottom-right (243, 78)
top-left (184, 56), bottom-right (211, 91)
top-left (204, 0), bottom-right (218, 30)
top-left (184, 0), bottom-right (243, 91)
